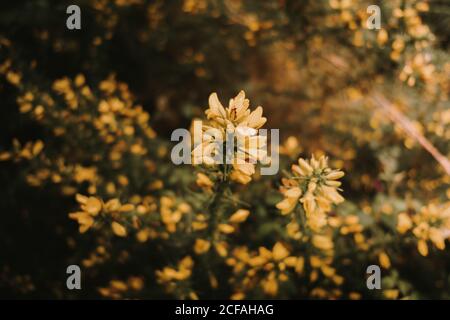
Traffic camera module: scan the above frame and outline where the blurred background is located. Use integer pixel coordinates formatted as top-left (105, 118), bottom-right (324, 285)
top-left (0, 0), bottom-right (449, 299)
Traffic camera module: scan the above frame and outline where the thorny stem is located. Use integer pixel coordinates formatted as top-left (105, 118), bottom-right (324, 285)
top-left (207, 164), bottom-right (230, 242)
top-left (296, 204), bottom-right (309, 236)
top-left (295, 204), bottom-right (313, 294)
top-left (205, 165), bottom-right (230, 295)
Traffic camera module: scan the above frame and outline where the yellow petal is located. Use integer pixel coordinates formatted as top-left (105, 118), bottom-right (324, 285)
top-left (208, 92), bottom-right (227, 118)
top-left (84, 197), bottom-right (102, 215)
top-left (417, 239), bottom-right (428, 256)
top-left (378, 251), bottom-right (391, 269)
top-left (272, 242), bottom-right (289, 261)
top-left (325, 171), bottom-right (345, 180)
top-left (284, 256), bottom-right (297, 267)
top-left (218, 224), bottom-right (235, 234)
top-left (229, 169), bottom-right (252, 184)
top-left (105, 199), bottom-right (121, 211)
top-left (119, 203), bottom-right (135, 212)
top-left (230, 292), bottom-right (245, 300)
top-left (276, 198), bottom-right (297, 215)
top-left (229, 209), bottom-right (250, 223)
top-left (32, 140), bottom-right (44, 155)
top-left (75, 193), bottom-right (88, 205)
top-left (397, 212), bottom-right (412, 234)
top-left (312, 235), bottom-right (334, 251)
top-left (111, 221), bottom-right (127, 237)
top-left (196, 172), bottom-right (213, 188)
top-left (298, 158), bottom-right (313, 175)
top-left (215, 242), bottom-right (228, 257)
top-left (284, 187), bottom-right (302, 199)
top-left (194, 239), bottom-right (210, 254)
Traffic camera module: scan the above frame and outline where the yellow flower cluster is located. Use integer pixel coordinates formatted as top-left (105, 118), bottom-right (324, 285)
top-left (81, 245), bottom-right (110, 268)
top-left (399, 53), bottom-right (435, 87)
top-left (69, 193), bottom-right (135, 235)
top-left (98, 277), bottom-right (144, 299)
top-left (226, 228), bottom-right (347, 299)
top-left (155, 256), bottom-right (199, 299)
top-left (397, 203), bottom-right (450, 256)
top-left (226, 242), bottom-right (303, 297)
top-left (155, 256), bottom-right (194, 283)
top-left (276, 155), bottom-right (345, 230)
top-left (193, 90), bottom-right (267, 184)
top-left (332, 215), bottom-right (368, 251)
top-left (160, 196), bottom-right (192, 233)
top-left (1, 73), bottom-right (158, 200)
top-left (0, 139), bottom-right (43, 162)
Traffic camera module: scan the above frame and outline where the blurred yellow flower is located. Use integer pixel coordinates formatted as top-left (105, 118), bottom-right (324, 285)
top-left (194, 239), bottom-right (210, 254)
top-left (228, 209), bottom-right (250, 223)
top-left (111, 221), bottom-right (127, 237)
top-left (277, 155), bottom-right (345, 230)
top-left (378, 251), bottom-right (391, 269)
top-left (193, 90), bottom-right (268, 185)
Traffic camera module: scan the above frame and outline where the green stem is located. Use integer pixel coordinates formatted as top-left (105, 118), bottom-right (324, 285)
top-left (207, 164), bottom-right (230, 242)
top-left (296, 205), bottom-right (309, 236)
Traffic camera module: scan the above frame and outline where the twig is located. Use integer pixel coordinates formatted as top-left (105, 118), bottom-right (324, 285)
top-left (371, 93), bottom-right (450, 176)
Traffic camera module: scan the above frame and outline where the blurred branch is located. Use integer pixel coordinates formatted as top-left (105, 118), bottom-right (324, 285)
top-left (371, 93), bottom-right (450, 176)
top-left (318, 49), bottom-right (450, 176)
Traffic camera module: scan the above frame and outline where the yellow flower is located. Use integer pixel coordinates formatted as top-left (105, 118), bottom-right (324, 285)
top-left (69, 211), bottom-right (94, 233)
top-left (32, 140), bottom-right (44, 156)
top-left (230, 292), bottom-right (245, 300)
top-left (229, 168), bottom-right (252, 185)
top-left (417, 239), bottom-right (428, 256)
top-left (119, 203), bottom-right (135, 212)
top-left (276, 197), bottom-right (298, 215)
top-left (312, 234), bottom-right (334, 251)
top-left (279, 136), bottom-right (301, 157)
top-left (105, 198), bottom-right (121, 211)
top-left (321, 265), bottom-right (336, 277)
top-left (215, 242), bottom-right (228, 257)
top-left (6, 71), bottom-right (21, 85)
top-left (261, 272), bottom-right (278, 296)
top-left (397, 212), bottom-right (412, 234)
top-left (411, 204), bottom-right (450, 254)
top-left (277, 155), bottom-right (345, 229)
top-left (156, 256), bottom-right (194, 283)
top-left (206, 91), bottom-right (266, 130)
top-left (384, 289), bottom-right (399, 299)
top-left (74, 166), bottom-right (97, 184)
top-left (128, 277), bottom-right (144, 291)
top-left (295, 257), bottom-right (305, 274)
top-left (84, 197), bottom-right (102, 216)
top-left (276, 184), bottom-right (302, 215)
top-left (349, 292), bottom-right (362, 300)
top-left (194, 239), bottom-right (211, 254)
top-left (218, 224), bottom-right (235, 234)
top-left (229, 209), bottom-right (250, 223)
top-left (378, 252), bottom-right (391, 269)
top-left (272, 242), bottom-right (289, 261)
top-left (196, 172), bottom-right (213, 189)
top-left (377, 29), bottom-right (388, 46)
top-left (69, 194), bottom-right (106, 233)
top-left (194, 90), bottom-right (268, 185)
top-left (110, 280), bottom-right (127, 291)
top-left (429, 228), bottom-right (445, 250)
top-left (111, 221), bottom-right (127, 237)
top-left (0, 151), bottom-right (11, 161)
